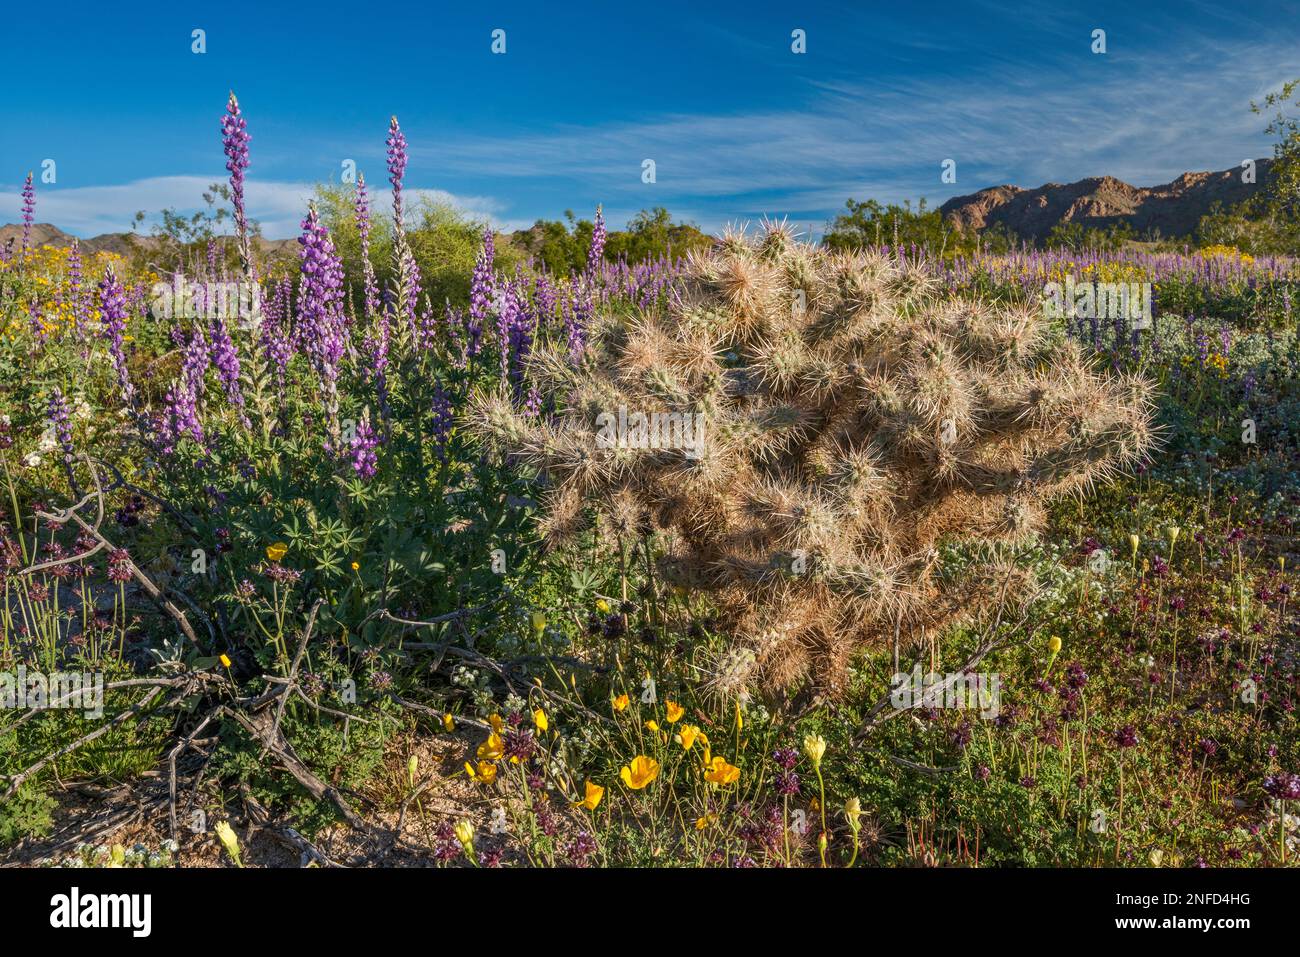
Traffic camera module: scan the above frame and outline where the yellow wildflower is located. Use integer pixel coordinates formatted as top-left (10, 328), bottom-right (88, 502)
top-left (676, 724), bottom-right (701, 751)
top-left (465, 760), bottom-right (498, 784)
top-left (612, 693), bottom-right (630, 712)
top-left (619, 755), bottom-right (660, 790)
top-left (532, 708), bottom-right (548, 734)
top-left (477, 732), bottom-right (504, 761)
top-left (453, 820), bottom-right (475, 852)
top-left (665, 700), bottom-right (684, 723)
top-left (577, 780), bottom-right (605, 811)
top-left (703, 755), bottom-right (740, 786)
top-left (803, 733), bottom-right (827, 768)
top-left (265, 542), bottom-right (288, 562)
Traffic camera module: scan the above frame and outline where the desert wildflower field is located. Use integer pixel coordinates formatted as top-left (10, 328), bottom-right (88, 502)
top-left (1, 85), bottom-right (1299, 904)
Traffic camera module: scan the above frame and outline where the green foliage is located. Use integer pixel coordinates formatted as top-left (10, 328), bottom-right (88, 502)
top-left (1044, 219), bottom-right (1135, 252)
top-left (0, 786), bottom-right (56, 848)
top-left (603, 207), bottom-right (711, 263)
top-left (823, 197), bottom-right (973, 255)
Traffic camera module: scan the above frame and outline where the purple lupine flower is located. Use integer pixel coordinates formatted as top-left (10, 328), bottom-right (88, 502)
top-left (20, 172), bottom-right (35, 258)
top-left (586, 205), bottom-right (606, 277)
top-left (209, 316), bottom-right (248, 418)
top-left (430, 380), bottom-right (454, 461)
top-left (205, 239), bottom-right (220, 281)
top-left (523, 382), bottom-right (542, 418)
top-left (47, 387), bottom-right (74, 460)
top-left (385, 117), bottom-right (422, 335)
top-left (386, 116), bottom-right (408, 232)
top-left (354, 173), bottom-right (381, 321)
top-left (221, 92), bottom-right (252, 273)
top-left (563, 287), bottom-right (590, 364)
top-left (467, 228), bottom-right (494, 358)
top-left (159, 325), bottom-right (209, 454)
top-left (495, 282), bottom-right (516, 379)
top-left (28, 302), bottom-right (48, 344)
top-left (296, 205), bottom-right (347, 440)
top-left (533, 274), bottom-right (556, 328)
top-left (350, 411), bottom-right (380, 479)
top-left (354, 173), bottom-right (390, 401)
top-left (260, 278), bottom-right (293, 392)
top-left (67, 239), bottom-right (89, 340)
top-left (98, 269), bottom-right (135, 408)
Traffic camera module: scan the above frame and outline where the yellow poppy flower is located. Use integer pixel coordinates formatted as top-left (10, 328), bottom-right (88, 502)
top-left (695, 813), bottom-right (718, 830)
top-left (532, 708), bottom-right (548, 733)
top-left (1048, 635), bottom-right (1062, 655)
top-left (619, 755), bottom-right (660, 790)
top-left (265, 542), bottom-right (288, 562)
top-left (219, 654), bottom-right (232, 668)
top-left (350, 561), bottom-right (360, 571)
top-left (477, 732), bottom-right (504, 761)
top-left (595, 597), bottom-right (611, 614)
top-left (665, 700), bottom-right (684, 723)
top-left (442, 713), bottom-right (455, 731)
top-left (676, 724), bottom-right (701, 751)
top-left (703, 756), bottom-right (740, 786)
top-left (645, 719), bottom-right (659, 732)
top-left (489, 713), bottom-right (504, 734)
top-left (577, 780), bottom-right (604, 811)
top-left (612, 694), bottom-right (630, 712)
top-left (464, 760), bottom-right (498, 784)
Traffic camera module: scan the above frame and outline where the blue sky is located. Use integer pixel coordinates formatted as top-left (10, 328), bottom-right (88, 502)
top-left (3, 0), bottom-right (1299, 238)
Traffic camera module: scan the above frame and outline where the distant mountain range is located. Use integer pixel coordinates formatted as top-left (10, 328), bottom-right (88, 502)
top-left (938, 158), bottom-right (1271, 243)
top-left (0, 223), bottom-right (299, 259)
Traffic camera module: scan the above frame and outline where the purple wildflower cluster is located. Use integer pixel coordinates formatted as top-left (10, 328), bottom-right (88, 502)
top-left (159, 325), bottom-right (210, 453)
top-left (350, 412), bottom-right (380, 479)
top-left (296, 206), bottom-right (348, 437)
top-left (221, 93), bottom-right (251, 266)
top-left (47, 387), bottom-right (74, 460)
top-left (586, 205), bottom-right (606, 277)
top-left (430, 380), bottom-right (454, 460)
top-left (20, 172), bottom-right (35, 257)
top-left (467, 228), bottom-right (495, 358)
top-left (209, 316), bottom-right (247, 420)
top-left (98, 270), bottom-right (135, 407)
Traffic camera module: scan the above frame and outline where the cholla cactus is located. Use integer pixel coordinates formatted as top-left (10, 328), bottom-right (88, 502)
top-left (469, 222), bottom-right (1156, 696)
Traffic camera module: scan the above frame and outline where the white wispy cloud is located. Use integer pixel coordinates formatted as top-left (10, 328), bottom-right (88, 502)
top-left (406, 33), bottom-right (1296, 231)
